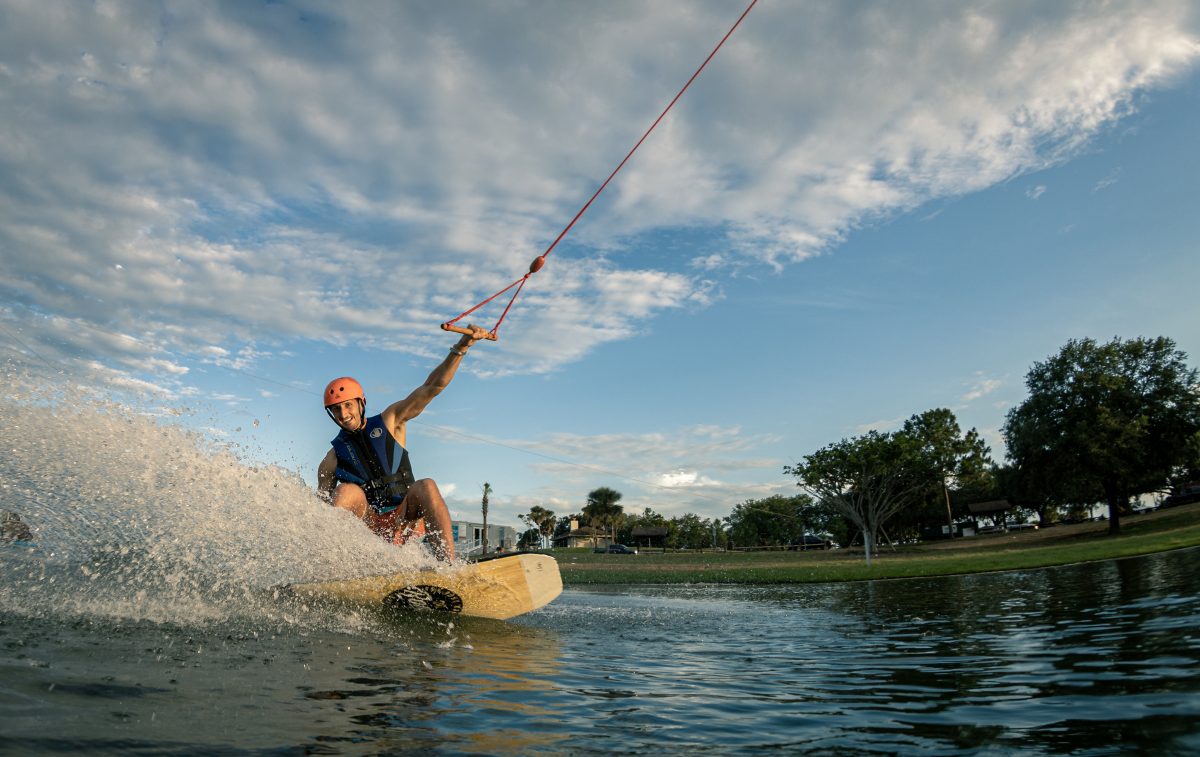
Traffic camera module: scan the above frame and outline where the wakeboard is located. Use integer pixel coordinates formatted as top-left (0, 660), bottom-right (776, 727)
top-left (284, 552), bottom-right (562, 620)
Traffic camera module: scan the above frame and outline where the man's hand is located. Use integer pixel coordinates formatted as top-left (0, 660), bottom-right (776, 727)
top-left (453, 324), bottom-right (492, 351)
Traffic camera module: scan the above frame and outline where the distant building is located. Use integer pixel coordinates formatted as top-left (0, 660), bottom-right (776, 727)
top-left (967, 499), bottom-right (1013, 526)
top-left (552, 518), bottom-right (606, 549)
top-left (452, 520), bottom-right (518, 558)
top-left (631, 526), bottom-right (668, 549)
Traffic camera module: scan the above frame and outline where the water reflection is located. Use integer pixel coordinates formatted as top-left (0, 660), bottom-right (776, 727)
top-left (545, 548), bottom-right (1200, 753)
top-left (0, 603), bottom-right (569, 753)
top-left (271, 612), bottom-right (569, 754)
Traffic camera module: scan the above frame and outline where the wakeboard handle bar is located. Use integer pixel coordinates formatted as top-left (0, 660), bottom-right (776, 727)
top-left (441, 323), bottom-right (499, 341)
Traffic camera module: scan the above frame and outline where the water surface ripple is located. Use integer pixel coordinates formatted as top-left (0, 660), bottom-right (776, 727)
top-left (2, 547), bottom-right (1198, 754)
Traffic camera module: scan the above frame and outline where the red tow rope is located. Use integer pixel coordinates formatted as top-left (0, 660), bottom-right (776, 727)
top-left (443, 0), bottom-right (758, 340)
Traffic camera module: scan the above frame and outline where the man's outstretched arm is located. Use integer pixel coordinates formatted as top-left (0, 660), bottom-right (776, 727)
top-left (316, 450), bottom-right (338, 496)
top-left (385, 324), bottom-right (490, 425)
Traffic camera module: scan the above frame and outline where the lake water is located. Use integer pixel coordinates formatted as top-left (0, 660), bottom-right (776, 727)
top-left (4, 548), bottom-right (1198, 754)
top-left (3, 388), bottom-right (1200, 754)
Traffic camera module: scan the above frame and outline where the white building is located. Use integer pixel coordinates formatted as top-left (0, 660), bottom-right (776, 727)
top-left (451, 520), bottom-right (518, 558)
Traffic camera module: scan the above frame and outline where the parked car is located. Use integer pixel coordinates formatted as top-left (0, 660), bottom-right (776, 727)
top-left (593, 544), bottom-right (638, 554)
top-left (788, 535), bottom-right (832, 551)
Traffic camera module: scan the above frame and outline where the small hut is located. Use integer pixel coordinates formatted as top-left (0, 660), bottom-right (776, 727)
top-left (630, 526), bottom-right (668, 551)
top-left (967, 499), bottom-right (1014, 528)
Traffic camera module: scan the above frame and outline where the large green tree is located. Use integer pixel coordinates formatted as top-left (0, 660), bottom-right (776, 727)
top-left (583, 487), bottom-right (624, 543)
top-left (993, 458), bottom-right (1094, 526)
top-left (670, 513), bottom-right (716, 550)
top-left (725, 495), bottom-right (810, 548)
top-left (899, 409), bottom-right (993, 534)
top-left (786, 431), bottom-right (921, 564)
top-left (1003, 337), bottom-right (1200, 534)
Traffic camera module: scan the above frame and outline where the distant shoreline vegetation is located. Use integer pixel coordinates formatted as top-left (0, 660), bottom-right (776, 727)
top-left (525, 336), bottom-right (1200, 568)
top-left (551, 503), bottom-right (1200, 585)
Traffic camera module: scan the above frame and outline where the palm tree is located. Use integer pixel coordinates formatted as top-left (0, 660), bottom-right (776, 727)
top-left (584, 486), bottom-right (624, 544)
top-left (532, 506), bottom-right (554, 547)
top-left (523, 505), bottom-right (556, 549)
top-left (480, 482), bottom-right (492, 555)
top-left (536, 508), bottom-right (557, 548)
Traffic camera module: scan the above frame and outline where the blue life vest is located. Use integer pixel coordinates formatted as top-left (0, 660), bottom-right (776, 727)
top-left (330, 414), bottom-right (416, 514)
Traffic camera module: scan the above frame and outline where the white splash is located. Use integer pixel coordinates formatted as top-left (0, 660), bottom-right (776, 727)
top-left (0, 369), bottom-right (435, 628)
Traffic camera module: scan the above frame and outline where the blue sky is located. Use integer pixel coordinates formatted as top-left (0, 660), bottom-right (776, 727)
top-left (2, 1), bottom-right (1199, 530)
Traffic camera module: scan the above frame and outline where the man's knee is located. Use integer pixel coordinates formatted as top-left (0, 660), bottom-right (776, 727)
top-left (406, 479), bottom-right (449, 519)
top-left (332, 483), bottom-right (368, 517)
top-left (409, 478), bottom-right (440, 500)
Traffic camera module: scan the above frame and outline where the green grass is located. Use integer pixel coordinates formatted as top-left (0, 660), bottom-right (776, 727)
top-left (552, 504), bottom-right (1200, 585)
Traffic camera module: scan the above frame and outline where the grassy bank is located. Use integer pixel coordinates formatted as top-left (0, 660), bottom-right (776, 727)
top-left (553, 502), bottom-right (1200, 585)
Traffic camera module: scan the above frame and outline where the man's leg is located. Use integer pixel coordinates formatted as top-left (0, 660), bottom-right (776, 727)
top-left (331, 483), bottom-right (369, 519)
top-left (333, 483), bottom-right (403, 539)
top-left (399, 479), bottom-right (456, 560)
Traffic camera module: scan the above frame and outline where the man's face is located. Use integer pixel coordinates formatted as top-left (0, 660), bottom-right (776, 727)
top-left (327, 398), bottom-right (363, 431)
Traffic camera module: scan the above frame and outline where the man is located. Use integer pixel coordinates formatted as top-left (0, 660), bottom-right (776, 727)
top-left (317, 325), bottom-right (490, 560)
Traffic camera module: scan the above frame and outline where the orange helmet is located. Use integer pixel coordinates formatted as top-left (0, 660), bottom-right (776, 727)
top-left (323, 377), bottom-right (365, 408)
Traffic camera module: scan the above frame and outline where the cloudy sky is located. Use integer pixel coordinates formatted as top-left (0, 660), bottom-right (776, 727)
top-left (3, 0), bottom-right (1199, 529)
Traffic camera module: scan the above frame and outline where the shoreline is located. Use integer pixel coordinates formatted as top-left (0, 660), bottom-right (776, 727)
top-left (551, 502), bottom-right (1200, 585)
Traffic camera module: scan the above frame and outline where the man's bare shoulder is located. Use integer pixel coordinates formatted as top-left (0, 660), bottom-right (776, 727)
top-left (382, 391), bottom-right (428, 426)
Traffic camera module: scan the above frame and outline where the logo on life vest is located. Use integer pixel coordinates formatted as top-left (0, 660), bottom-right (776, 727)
top-left (370, 427), bottom-right (383, 439)
top-left (383, 585), bottom-right (464, 614)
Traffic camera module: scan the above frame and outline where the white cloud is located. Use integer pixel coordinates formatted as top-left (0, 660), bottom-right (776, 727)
top-left (1, 0), bottom-right (1197, 386)
top-left (657, 470), bottom-right (723, 489)
top-left (690, 253), bottom-right (728, 271)
top-left (853, 417), bottom-right (906, 435)
top-left (1094, 168), bottom-right (1122, 191)
top-left (962, 376), bottom-right (1003, 404)
top-left (1026, 185), bottom-right (1047, 199)
top-left (418, 421), bottom-right (786, 518)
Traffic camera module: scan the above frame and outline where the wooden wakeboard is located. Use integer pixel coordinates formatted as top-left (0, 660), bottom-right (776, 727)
top-left (285, 553), bottom-right (562, 620)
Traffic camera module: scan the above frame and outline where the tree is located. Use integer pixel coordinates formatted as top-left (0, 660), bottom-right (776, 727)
top-left (899, 409), bottom-right (993, 535)
top-left (618, 507), bottom-right (666, 545)
top-left (521, 505), bottom-right (557, 549)
top-left (480, 482), bottom-right (492, 554)
top-left (670, 513), bottom-right (712, 550)
top-left (786, 431), bottom-right (921, 564)
top-left (517, 528), bottom-right (541, 550)
top-left (583, 487), bottom-right (624, 543)
top-left (993, 460), bottom-right (1090, 526)
top-left (725, 495), bottom-right (809, 548)
top-left (1168, 431), bottom-right (1200, 493)
top-left (1003, 337), bottom-right (1200, 534)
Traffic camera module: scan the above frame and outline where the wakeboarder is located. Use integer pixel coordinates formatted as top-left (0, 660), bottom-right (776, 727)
top-left (317, 325), bottom-right (490, 560)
